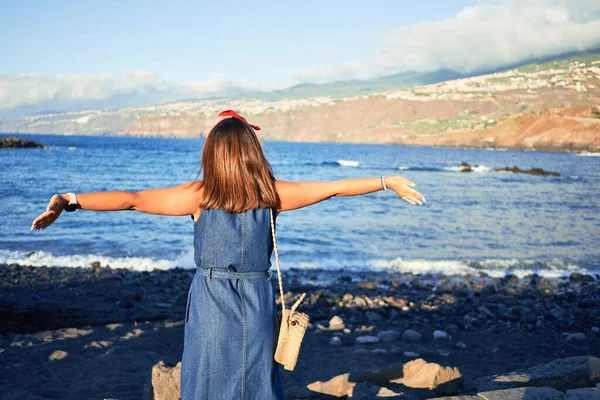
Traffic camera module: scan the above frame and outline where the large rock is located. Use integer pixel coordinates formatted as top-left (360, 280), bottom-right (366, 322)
top-left (308, 359), bottom-right (462, 398)
top-left (143, 361), bottom-right (181, 400)
top-left (495, 166), bottom-right (560, 176)
top-left (474, 356), bottom-right (600, 392)
top-left (0, 137), bottom-right (46, 149)
top-left (565, 387), bottom-right (600, 399)
top-left (355, 359), bottom-right (463, 397)
top-left (477, 387), bottom-right (564, 400)
top-left (307, 373), bottom-right (354, 398)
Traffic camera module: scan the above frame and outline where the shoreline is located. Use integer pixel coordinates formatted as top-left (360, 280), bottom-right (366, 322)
top-left (1, 263), bottom-right (599, 398)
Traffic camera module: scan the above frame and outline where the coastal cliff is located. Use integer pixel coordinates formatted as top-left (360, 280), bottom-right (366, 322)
top-left (2, 56), bottom-right (599, 152)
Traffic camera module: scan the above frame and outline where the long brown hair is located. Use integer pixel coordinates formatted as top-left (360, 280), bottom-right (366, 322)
top-left (198, 117), bottom-right (280, 213)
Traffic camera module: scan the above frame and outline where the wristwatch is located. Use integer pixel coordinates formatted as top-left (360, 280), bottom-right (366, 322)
top-left (64, 192), bottom-right (80, 212)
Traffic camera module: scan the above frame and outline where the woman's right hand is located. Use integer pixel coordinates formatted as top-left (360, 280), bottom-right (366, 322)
top-left (31, 194), bottom-right (68, 231)
top-left (386, 176), bottom-right (426, 205)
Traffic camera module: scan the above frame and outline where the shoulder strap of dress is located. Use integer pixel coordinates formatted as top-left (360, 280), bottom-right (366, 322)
top-left (269, 208), bottom-right (286, 312)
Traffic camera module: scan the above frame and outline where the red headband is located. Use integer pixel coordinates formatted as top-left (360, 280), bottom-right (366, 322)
top-left (217, 110), bottom-right (261, 131)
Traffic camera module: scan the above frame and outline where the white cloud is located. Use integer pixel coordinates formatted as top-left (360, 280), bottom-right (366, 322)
top-left (288, 0), bottom-right (600, 83)
top-left (1, 0), bottom-right (599, 115)
top-left (0, 71), bottom-right (275, 115)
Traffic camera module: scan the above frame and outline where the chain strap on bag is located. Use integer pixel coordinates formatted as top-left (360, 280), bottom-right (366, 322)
top-left (269, 207), bottom-right (310, 371)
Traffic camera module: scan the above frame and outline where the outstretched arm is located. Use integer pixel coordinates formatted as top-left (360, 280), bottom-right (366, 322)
top-left (276, 176), bottom-right (425, 212)
top-left (31, 181), bottom-right (203, 231)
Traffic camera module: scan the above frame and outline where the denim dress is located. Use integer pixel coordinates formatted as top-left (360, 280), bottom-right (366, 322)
top-left (181, 207), bottom-right (285, 400)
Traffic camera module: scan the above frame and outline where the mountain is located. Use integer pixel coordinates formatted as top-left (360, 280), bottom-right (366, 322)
top-left (2, 49), bottom-right (599, 152)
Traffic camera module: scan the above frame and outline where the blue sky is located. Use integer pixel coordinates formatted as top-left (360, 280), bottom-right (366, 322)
top-left (2, 1), bottom-right (467, 82)
top-left (1, 0), bottom-right (599, 116)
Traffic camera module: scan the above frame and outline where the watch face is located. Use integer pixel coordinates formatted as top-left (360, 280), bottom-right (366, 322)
top-left (64, 204), bottom-right (77, 212)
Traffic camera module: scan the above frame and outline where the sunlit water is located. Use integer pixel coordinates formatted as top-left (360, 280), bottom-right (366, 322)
top-left (1, 133), bottom-right (599, 278)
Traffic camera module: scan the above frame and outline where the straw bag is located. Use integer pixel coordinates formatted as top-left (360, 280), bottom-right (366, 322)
top-left (269, 208), bottom-right (309, 371)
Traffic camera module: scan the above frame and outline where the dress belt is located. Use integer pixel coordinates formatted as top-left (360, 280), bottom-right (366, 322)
top-left (196, 267), bottom-right (273, 281)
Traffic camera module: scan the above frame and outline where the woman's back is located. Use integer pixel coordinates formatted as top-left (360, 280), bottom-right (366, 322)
top-left (193, 207), bottom-right (275, 272)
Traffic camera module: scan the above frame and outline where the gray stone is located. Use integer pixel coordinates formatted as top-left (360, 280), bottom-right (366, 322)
top-left (477, 387), bottom-right (564, 400)
top-left (474, 356), bottom-right (600, 392)
top-left (404, 351), bottom-right (420, 358)
top-left (402, 329), bottom-right (422, 342)
top-left (434, 330), bottom-right (450, 340)
top-left (354, 348), bottom-right (369, 355)
top-left (377, 330), bottom-right (400, 343)
top-left (355, 335), bottom-right (380, 344)
top-left (566, 332), bottom-right (587, 341)
top-left (366, 311), bottom-right (384, 321)
top-left (330, 336), bottom-right (343, 347)
top-left (565, 387), bottom-right (600, 399)
top-left (370, 348), bottom-right (388, 355)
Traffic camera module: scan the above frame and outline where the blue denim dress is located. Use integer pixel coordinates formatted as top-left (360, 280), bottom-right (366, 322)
top-left (181, 207), bottom-right (285, 400)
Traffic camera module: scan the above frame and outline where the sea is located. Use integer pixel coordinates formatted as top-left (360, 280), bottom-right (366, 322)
top-left (1, 133), bottom-right (599, 279)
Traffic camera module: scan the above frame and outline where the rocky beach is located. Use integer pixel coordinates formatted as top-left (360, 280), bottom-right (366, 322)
top-left (1, 263), bottom-right (599, 399)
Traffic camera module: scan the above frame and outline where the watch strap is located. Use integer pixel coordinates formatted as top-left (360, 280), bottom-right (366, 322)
top-left (64, 192), bottom-right (79, 212)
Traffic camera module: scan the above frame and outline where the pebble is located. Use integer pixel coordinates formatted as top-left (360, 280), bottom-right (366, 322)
top-left (404, 351), bottom-right (420, 358)
top-left (433, 330), bottom-right (449, 340)
top-left (48, 350), bottom-right (68, 361)
top-left (354, 348), bottom-right (369, 355)
top-left (329, 315), bottom-right (345, 330)
top-left (402, 329), bottom-right (421, 342)
top-left (353, 297), bottom-right (368, 307)
top-left (377, 330), bottom-right (400, 343)
top-left (370, 348), bottom-right (388, 355)
top-left (566, 332), bottom-right (586, 341)
top-left (366, 311), bottom-right (383, 321)
top-left (343, 328), bottom-right (351, 335)
top-left (355, 335), bottom-right (380, 344)
top-left (455, 342), bottom-right (467, 349)
top-left (591, 327), bottom-right (600, 333)
top-left (329, 336), bottom-right (343, 347)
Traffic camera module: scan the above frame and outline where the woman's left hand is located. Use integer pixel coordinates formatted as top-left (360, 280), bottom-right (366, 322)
top-left (31, 194), bottom-right (67, 231)
top-left (386, 176), bottom-right (427, 205)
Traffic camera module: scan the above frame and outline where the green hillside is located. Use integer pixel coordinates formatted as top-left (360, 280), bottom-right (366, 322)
top-left (236, 48), bottom-right (600, 102)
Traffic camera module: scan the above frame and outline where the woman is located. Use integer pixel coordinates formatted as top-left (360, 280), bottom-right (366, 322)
top-left (30, 110), bottom-right (426, 399)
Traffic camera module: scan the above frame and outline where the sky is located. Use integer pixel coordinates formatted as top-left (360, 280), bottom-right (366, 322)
top-left (1, 0), bottom-right (600, 117)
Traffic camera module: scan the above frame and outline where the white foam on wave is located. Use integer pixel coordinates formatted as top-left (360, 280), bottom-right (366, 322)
top-left (337, 159), bottom-right (360, 167)
top-left (0, 250), bottom-right (179, 272)
top-left (1, 250), bottom-right (591, 279)
top-left (443, 166), bottom-right (461, 172)
top-left (443, 164), bottom-right (492, 173)
top-left (370, 257), bottom-right (587, 279)
top-left (397, 165), bottom-right (410, 170)
top-left (577, 152), bottom-right (600, 157)
top-left (68, 146), bottom-right (77, 150)
top-left (472, 165), bottom-right (492, 172)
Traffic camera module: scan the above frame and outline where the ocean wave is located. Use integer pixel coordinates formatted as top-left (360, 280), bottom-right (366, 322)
top-left (370, 257), bottom-right (588, 279)
top-left (1, 250), bottom-right (592, 279)
top-left (0, 250), bottom-right (177, 271)
top-left (576, 152), bottom-right (600, 157)
top-left (336, 159), bottom-right (360, 167)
